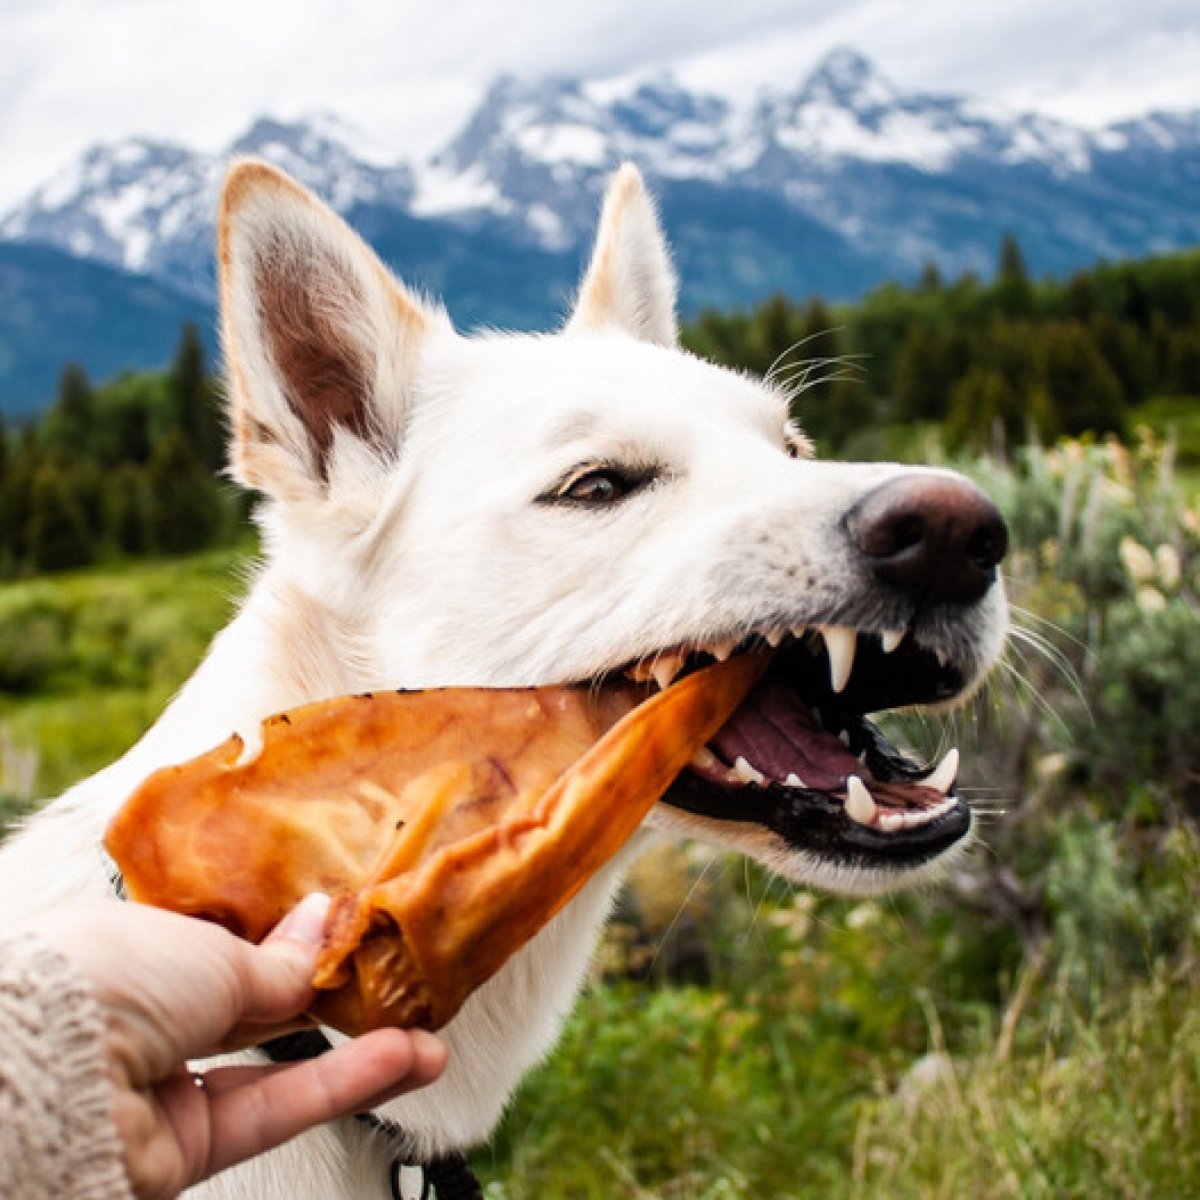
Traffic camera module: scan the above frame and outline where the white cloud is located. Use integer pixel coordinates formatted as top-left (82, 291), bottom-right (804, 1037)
top-left (0, 0), bottom-right (1197, 209)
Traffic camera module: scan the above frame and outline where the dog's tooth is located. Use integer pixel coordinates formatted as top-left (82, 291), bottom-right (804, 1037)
top-left (733, 756), bottom-right (766, 786)
top-left (791, 625), bottom-right (809, 644)
top-left (708, 638), bottom-right (736, 663)
top-left (689, 746), bottom-right (720, 772)
top-left (935, 649), bottom-right (948, 668)
top-left (651, 651), bottom-right (687, 691)
top-left (838, 729), bottom-right (851, 748)
top-left (845, 775), bottom-right (877, 826)
top-left (881, 628), bottom-right (905, 654)
top-left (784, 772), bottom-right (806, 788)
top-left (626, 660), bottom-right (656, 683)
top-left (764, 628), bottom-right (784, 648)
top-left (923, 747), bottom-right (960, 795)
top-left (878, 811), bottom-right (904, 832)
top-left (821, 626), bottom-right (857, 693)
top-left (934, 796), bottom-right (957, 818)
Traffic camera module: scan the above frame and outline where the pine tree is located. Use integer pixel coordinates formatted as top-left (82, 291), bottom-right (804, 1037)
top-left (102, 462), bottom-right (148, 555)
top-left (0, 415), bottom-right (10, 573)
top-left (1169, 324), bottom-right (1200, 395)
top-left (45, 363), bottom-right (95, 457)
top-left (170, 323), bottom-right (223, 471)
top-left (1037, 322), bottom-right (1125, 436)
top-left (3, 431), bottom-right (40, 572)
top-left (995, 233), bottom-right (1034, 317)
top-left (144, 427), bottom-right (222, 555)
top-left (917, 262), bottom-right (943, 293)
top-left (946, 368), bottom-right (1023, 451)
top-left (894, 327), bottom-right (954, 422)
top-left (27, 462), bottom-right (94, 573)
top-left (753, 294), bottom-right (802, 378)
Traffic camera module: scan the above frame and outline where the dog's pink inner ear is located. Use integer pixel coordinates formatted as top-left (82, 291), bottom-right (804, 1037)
top-left (254, 239), bottom-right (376, 479)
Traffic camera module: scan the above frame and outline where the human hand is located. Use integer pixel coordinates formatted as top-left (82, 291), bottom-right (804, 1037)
top-left (29, 894), bottom-right (446, 1200)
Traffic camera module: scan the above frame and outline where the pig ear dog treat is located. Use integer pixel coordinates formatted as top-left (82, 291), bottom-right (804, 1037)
top-left (106, 655), bottom-right (764, 1036)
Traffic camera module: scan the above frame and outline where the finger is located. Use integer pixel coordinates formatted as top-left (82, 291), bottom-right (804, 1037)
top-left (192, 1061), bottom-right (291, 1095)
top-left (221, 894), bottom-right (332, 1030)
top-left (263, 891), bottom-right (332, 950)
top-left (200, 1030), bottom-right (446, 1179)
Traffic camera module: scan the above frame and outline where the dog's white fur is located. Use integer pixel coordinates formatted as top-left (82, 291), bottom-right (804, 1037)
top-left (0, 162), bottom-right (1007, 1198)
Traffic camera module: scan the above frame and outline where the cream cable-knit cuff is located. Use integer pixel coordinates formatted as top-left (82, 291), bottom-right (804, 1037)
top-left (0, 931), bottom-right (134, 1199)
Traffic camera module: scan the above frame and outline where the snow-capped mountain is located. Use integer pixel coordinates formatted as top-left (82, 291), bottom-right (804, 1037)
top-left (0, 114), bottom-right (414, 300)
top-left (6, 47), bottom-right (1199, 296)
top-left (2, 47), bottom-right (1199, 412)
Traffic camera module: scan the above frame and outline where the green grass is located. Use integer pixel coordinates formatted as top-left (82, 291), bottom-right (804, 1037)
top-left (1130, 395), bottom-right (1200, 477)
top-left (0, 547), bottom-right (250, 797)
top-left (474, 889), bottom-right (1200, 1200)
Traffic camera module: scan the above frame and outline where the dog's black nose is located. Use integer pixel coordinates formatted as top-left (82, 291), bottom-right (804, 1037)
top-left (850, 475), bottom-right (1008, 606)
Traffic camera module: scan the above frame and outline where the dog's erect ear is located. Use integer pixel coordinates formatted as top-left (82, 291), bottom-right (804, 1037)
top-left (218, 159), bottom-right (440, 502)
top-left (566, 163), bottom-right (678, 346)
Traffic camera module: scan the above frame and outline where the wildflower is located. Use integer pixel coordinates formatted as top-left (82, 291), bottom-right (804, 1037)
top-left (1136, 585), bottom-right (1167, 614)
top-left (1119, 536), bottom-right (1157, 585)
top-left (1155, 544), bottom-right (1182, 591)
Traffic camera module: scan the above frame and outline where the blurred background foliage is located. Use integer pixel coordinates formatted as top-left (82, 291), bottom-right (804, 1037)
top-left (2, 236), bottom-right (1199, 1197)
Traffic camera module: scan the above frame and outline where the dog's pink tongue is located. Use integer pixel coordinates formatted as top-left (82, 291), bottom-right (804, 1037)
top-left (709, 676), bottom-right (856, 790)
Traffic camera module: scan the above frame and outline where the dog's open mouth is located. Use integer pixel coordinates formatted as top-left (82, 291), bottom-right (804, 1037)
top-left (608, 627), bottom-right (972, 872)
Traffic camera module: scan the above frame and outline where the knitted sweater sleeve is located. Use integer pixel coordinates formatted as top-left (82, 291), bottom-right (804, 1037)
top-left (0, 932), bottom-right (134, 1200)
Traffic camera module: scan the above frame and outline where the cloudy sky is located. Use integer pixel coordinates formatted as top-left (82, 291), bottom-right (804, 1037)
top-left (2, 0), bottom-right (1198, 208)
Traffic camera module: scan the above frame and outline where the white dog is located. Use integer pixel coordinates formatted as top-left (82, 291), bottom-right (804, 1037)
top-left (0, 160), bottom-right (1008, 1198)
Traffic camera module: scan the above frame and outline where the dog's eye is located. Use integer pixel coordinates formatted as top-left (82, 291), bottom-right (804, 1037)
top-left (560, 469), bottom-right (632, 504)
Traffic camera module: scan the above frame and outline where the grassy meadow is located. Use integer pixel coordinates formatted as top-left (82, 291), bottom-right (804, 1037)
top-left (2, 429), bottom-right (1199, 1197)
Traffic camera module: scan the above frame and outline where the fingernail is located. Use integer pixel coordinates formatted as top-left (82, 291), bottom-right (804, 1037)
top-left (408, 1029), bottom-right (447, 1063)
top-left (272, 892), bottom-right (332, 948)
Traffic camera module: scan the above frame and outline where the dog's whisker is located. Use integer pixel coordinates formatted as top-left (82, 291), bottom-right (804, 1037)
top-left (762, 329), bottom-right (852, 385)
top-left (644, 852), bottom-right (722, 977)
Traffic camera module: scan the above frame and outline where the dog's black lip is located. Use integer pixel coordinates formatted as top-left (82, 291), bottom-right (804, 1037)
top-left (663, 771), bottom-right (972, 867)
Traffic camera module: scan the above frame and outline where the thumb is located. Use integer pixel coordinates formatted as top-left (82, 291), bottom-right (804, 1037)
top-left (265, 891), bottom-right (333, 956)
top-left (230, 893), bottom-right (332, 1027)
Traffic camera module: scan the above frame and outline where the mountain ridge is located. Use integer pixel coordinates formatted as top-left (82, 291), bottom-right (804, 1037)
top-left (2, 46), bottom-right (1198, 414)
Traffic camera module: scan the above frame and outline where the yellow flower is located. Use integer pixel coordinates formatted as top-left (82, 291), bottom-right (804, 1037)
top-left (1155, 544), bottom-right (1182, 591)
top-left (1119, 536), bottom-right (1157, 585)
top-left (1136, 585), bottom-right (1167, 614)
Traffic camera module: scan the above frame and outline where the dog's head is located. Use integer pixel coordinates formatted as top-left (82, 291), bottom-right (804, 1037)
top-left (218, 161), bottom-right (1008, 898)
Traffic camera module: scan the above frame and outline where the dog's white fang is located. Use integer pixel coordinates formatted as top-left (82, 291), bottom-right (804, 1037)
top-left (845, 775), bottom-right (877, 826)
top-left (881, 629), bottom-right (905, 653)
top-left (922, 747), bottom-right (960, 794)
top-left (821, 626), bottom-right (857, 693)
